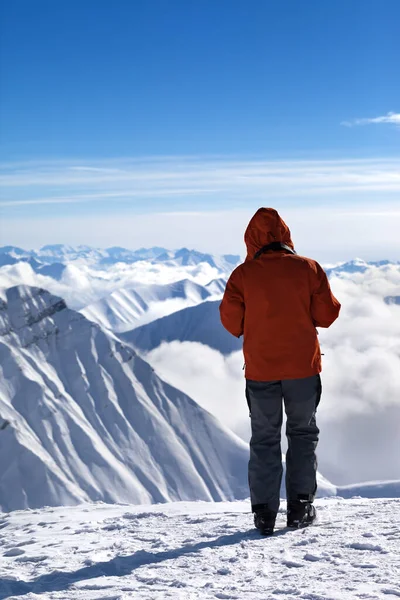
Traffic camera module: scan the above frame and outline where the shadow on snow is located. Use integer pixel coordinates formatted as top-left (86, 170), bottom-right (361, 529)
top-left (0, 527), bottom-right (292, 598)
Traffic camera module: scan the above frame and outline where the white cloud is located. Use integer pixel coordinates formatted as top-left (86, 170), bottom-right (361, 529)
top-left (0, 260), bottom-right (221, 308)
top-left (1, 250), bottom-right (400, 486)
top-left (342, 111), bottom-right (400, 127)
top-left (2, 156), bottom-right (400, 262)
top-left (2, 204), bottom-right (400, 263)
top-left (1, 157), bottom-right (400, 208)
top-left (144, 265), bottom-right (400, 485)
top-left (147, 342), bottom-right (250, 440)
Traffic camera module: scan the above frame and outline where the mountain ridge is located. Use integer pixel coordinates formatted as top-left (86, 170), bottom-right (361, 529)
top-left (0, 245), bottom-right (241, 272)
top-left (0, 284), bottom-right (250, 512)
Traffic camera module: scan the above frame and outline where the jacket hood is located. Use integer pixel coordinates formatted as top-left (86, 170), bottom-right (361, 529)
top-left (244, 208), bottom-right (294, 260)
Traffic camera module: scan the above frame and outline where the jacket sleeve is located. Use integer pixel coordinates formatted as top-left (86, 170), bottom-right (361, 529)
top-left (219, 267), bottom-right (245, 338)
top-left (310, 262), bottom-right (341, 328)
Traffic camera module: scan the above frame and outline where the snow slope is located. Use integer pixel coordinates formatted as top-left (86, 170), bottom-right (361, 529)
top-left (80, 279), bottom-right (221, 332)
top-left (0, 498), bottom-right (399, 600)
top-left (121, 300), bottom-right (241, 354)
top-left (338, 480), bottom-right (400, 499)
top-left (0, 285), bottom-right (250, 512)
top-left (0, 259), bottom-right (224, 310)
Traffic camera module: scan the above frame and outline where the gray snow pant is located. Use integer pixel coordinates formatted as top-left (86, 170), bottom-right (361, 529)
top-left (246, 374), bottom-right (321, 514)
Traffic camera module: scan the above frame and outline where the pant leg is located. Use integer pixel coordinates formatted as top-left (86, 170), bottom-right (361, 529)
top-left (246, 379), bottom-right (283, 514)
top-left (282, 374), bottom-right (321, 505)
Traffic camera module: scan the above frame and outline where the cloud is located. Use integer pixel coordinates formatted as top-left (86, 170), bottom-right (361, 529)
top-left (0, 187), bottom-right (218, 208)
top-left (144, 265), bottom-right (400, 485)
top-left (1, 251), bottom-right (400, 486)
top-left (0, 260), bottom-right (221, 308)
top-left (2, 204), bottom-right (400, 263)
top-left (147, 342), bottom-right (250, 440)
top-left (2, 156), bottom-right (400, 261)
top-left (1, 157), bottom-right (400, 211)
top-left (316, 272), bottom-right (400, 483)
top-left (341, 111), bottom-right (400, 128)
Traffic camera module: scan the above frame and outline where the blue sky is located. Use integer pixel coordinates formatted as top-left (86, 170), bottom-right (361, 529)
top-left (0, 0), bottom-right (399, 259)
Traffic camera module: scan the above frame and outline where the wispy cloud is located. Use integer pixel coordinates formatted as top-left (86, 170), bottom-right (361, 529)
top-left (341, 111), bottom-right (400, 127)
top-left (1, 156), bottom-right (400, 209)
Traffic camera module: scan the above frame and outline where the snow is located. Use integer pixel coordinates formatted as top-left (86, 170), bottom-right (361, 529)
top-left (0, 285), bottom-right (250, 511)
top-left (1, 249), bottom-right (399, 315)
top-left (80, 278), bottom-right (221, 333)
top-left (338, 481), bottom-right (400, 499)
top-left (0, 498), bottom-right (399, 599)
top-left (121, 300), bottom-right (241, 354)
top-left (0, 259), bottom-right (223, 310)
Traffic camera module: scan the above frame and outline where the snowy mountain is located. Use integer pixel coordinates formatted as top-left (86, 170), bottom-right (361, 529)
top-left (0, 246), bottom-right (237, 314)
top-left (0, 253), bottom-right (67, 280)
top-left (121, 300), bottom-right (242, 354)
top-left (338, 480), bottom-right (400, 498)
top-left (0, 498), bottom-right (399, 600)
top-left (325, 258), bottom-right (400, 276)
top-left (81, 279), bottom-right (224, 332)
top-left (0, 254), bottom-right (18, 268)
top-left (0, 246), bottom-right (29, 260)
top-left (33, 244), bottom-right (108, 265)
top-left (0, 285), bottom-right (251, 512)
top-left (0, 245), bottom-right (241, 272)
top-left (153, 248), bottom-right (240, 271)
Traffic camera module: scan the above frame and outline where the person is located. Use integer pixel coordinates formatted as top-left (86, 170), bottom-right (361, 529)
top-left (219, 208), bottom-right (341, 535)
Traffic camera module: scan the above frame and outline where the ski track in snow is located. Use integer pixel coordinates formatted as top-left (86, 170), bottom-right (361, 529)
top-left (0, 498), bottom-right (399, 600)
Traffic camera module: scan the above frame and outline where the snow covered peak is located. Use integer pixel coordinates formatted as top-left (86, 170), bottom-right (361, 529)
top-left (0, 285), bottom-right (86, 348)
top-left (30, 245), bottom-right (108, 265)
top-left (325, 258), bottom-right (400, 277)
top-left (0, 284), bottom-right (250, 511)
top-left (1, 244), bottom-right (240, 273)
top-left (5, 285), bottom-right (67, 329)
top-left (39, 244), bottom-right (76, 254)
top-left (0, 245), bottom-right (28, 258)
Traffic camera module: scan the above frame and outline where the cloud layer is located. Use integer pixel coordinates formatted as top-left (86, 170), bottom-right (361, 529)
top-left (2, 206), bottom-right (399, 263)
top-left (2, 157), bottom-right (400, 210)
top-left (1, 255), bottom-right (399, 485)
top-left (2, 156), bottom-right (399, 261)
top-left (0, 260), bottom-right (220, 309)
top-left (146, 265), bottom-right (400, 485)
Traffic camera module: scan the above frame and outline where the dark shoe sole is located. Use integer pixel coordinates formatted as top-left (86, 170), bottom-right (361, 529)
top-left (257, 527), bottom-right (274, 536)
top-left (287, 515), bottom-right (317, 529)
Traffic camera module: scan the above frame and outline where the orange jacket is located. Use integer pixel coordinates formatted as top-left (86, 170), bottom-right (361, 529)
top-left (219, 208), bottom-right (341, 381)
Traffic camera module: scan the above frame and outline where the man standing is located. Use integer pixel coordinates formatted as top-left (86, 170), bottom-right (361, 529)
top-left (219, 208), bottom-right (340, 535)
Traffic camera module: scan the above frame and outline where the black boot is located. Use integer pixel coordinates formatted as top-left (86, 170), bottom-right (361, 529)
top-left (287, 499), bottom-right (316, 528)
top-left (253, 506), bottom-right (276, 536)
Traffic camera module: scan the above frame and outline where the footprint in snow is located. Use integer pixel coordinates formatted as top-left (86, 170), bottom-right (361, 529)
top-left (282, 558), bottom-right (304, 568)
top-left (16, 554), bottom-right (48, 563)
top-left (3, 548), bottom-right (26, 557)
top-left (271, 587), bottom-right (300, 596)
top-left (14, 539), bottom-right (37, 548)
top-left (303, 553), bottom-right (323, 562)
top-left (349, 542), bottom-right (387, 553)
top-left (381, 589), bottom-right (400, 598)
top-left (294, 536), bottom-right (318, 546)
